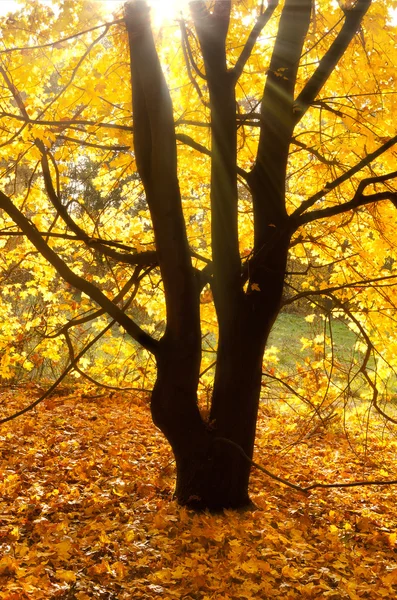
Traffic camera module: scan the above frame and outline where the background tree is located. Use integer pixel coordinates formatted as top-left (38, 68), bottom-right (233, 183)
top-left (0, 0), bottom-right (396, 509)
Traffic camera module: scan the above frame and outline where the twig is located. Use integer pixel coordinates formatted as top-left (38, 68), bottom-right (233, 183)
top-left (0, 319), bottom-right (116, 425)
top-left (0, 19), bottom-right (123, 55)
top-left (214, 436), bottom-right (397, 494)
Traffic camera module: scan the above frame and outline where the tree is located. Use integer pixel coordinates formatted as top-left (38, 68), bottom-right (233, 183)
top-left (0, 0), bottom-right (396, 509)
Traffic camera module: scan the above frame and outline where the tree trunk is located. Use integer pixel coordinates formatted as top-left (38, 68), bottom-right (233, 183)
top-left (151, 282), bottom-right (286, 510)
top-left (126, 0), bottom-right (294, 511)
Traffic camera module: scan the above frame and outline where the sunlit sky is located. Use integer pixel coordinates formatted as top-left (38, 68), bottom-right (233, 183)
top-left (0, 1), bottom-right (396, 24)
top-left (0, 0), bottom-right (191, 21)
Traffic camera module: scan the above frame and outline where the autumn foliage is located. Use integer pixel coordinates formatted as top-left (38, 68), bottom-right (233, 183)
top-left (1, 0), bottom-right (397, 533)
top-left (2, 388), bottom-right (397, 598)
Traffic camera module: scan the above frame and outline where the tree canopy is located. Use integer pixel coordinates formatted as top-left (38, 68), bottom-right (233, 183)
top-left (0, 0), bottom-right (397, 509)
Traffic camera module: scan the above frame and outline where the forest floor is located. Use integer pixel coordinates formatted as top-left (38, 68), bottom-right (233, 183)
top-left (1, 386), bottom-right (397, 599)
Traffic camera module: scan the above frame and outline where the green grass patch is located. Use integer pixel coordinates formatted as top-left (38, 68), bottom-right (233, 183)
top-left (268, 312), bottom-right (359, 372)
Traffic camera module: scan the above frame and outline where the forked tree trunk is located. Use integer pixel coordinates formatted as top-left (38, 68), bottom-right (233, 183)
top-left (151, 325), bottom-right (273, 509)
top-left (124, 0), bottom-right (322, 510)
top-left (151, 253), bottom-right (289, 510)
top-left (151, 346), bottom-right (261, 510)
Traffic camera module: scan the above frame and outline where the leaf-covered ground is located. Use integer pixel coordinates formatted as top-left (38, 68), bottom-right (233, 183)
top-left (1, 387), bottom-right (397, 599)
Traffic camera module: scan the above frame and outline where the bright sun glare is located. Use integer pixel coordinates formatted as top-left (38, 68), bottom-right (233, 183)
top-left (0, 1), bottom-right (396, 26)
top-left (101, 0), bottom-right (190, 23)
top-left (0, 0), bottom-right (191, 23)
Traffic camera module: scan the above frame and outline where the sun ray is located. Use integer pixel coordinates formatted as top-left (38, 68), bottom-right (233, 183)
top-left (0, 1), bottom-right (192, 25)
top-left (101, 0), bottom-right (191, 24)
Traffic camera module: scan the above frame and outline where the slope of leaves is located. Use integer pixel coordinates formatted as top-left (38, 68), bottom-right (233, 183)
top-left (1, 388), bottom-right (397, 600)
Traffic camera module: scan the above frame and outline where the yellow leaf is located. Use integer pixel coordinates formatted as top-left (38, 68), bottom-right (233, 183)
top-left (356, 517), bottom-right (371, 532)
top-left (388, 532), bottom-right (397, 547)
top-left (125, 530), bottom-right (135, 542)
top-left (329, 524), bottom-right (339, 534)
top-left (153, 513), bottom-right (168, 530)
top-left (55, 569), bottom-right (76, 583)
top-left (111, 561), bottom-right (126, 579)
top-left (383, 568), bottom-right (397, 586)
top-left (171, 566), bottom-right (187, 579)
top-left (282, 565), bottom-right (301, 579)
top-left (55, 539), bottom-right (72, 559)
top-left (99, 531), bottom-right (111, 544)
top-left (241, 559), bottom-right (259, 574)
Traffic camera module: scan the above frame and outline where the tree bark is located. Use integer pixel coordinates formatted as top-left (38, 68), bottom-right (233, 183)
top-left (123, 0), bottom-right (372, 511)
top-left (126, 0), bottom-right (294, 510)
top-left (153, 302), bottom-right (288, 510)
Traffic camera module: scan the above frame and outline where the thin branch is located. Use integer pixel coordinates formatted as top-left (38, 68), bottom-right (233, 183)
top-left (0, 229), bottom-right (157, 264)
top-left (176, 132), bottom-right (249, 179)
top-left (36, 25), bottom-right (111, 123)
top-left (213, 436), bottom-right (306, 492)
top-left (231, 0), bottom-right (279, 82)
top-left (283, 273), bottom-right (397, 306)
top-left (292, 137), bottom-right (397, 219)
top-left (326, 292), bottom-right (397, 426)
top-left (180, 18), bottom-right (207, 81)
top-left (0, 111), bottom-right (133, 132)
top-left (214, 436), bottom-right (397, 494)
top-left (262, 371), bottom-right (322, 416)
top-left (305, 479), bottom-right (397, 492)
top-left (37, 142), bottom-right (158, 266)
top-left (291, 137), bottom-right (341, 166)
top-left (199, 360), bottom-right (216, 378)
top-left (0, 19), bottom-right (123, 55)
top-left (0, 191), bottom-right (158, 353)
top-left (294, 0), bottom-right (372, 122)
top-left (176, 132), bottom-right (211, 156)
top-left (0, 318), bottom-right (116, 425)
top-left (70, 366), bottom-right (151, 394)
top-left (46, 266), bottom-right (149, 339)
top-left (297, 190), bottom-right (397, 227)
top-left (57, 134), bottom-right (130, 152)
top-left (356, 170), bottom-right (397, 196)
top-left (175, 118), bottom-right (211, 128)
top-left (62, 275), bottom-right (151, 394)
top-left (1, 62), bottom-right (155, 270)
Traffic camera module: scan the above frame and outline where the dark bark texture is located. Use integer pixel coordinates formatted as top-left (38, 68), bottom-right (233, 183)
top-left (122, 0), bottom-right (374, 509)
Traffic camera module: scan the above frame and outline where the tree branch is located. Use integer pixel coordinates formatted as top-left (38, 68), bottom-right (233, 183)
top-left (125, 0), bottom-right (201, 343)
top-left (295, 169), bottom-right (397, 227)
top-left (292, 137), bottom-right (397, 219)
top-left (191, 0), bottom-right (242, 313)
top-left (297, 190), bottom-right (397, 226)
top-left (250, 0), bottom-right (312, 238)
top-left (56, 134), bottom-right (130, 152)
top-left (0, 111), bottom-right (133, 132)
top-left (175, 132), bottom-right (249, 179)
top-left (283, 272), bottom-right (397, 306)
top-left (214, 436), bottom-right (397, 494)
top-left (0, 19), bottom-right (123, 55)
top-left (0, 229), bottom-right (157, 265)
top-left (231, 0), bottom-right (278, 82)
top-left (0, 317), bottom-right (118, 425)
top-left (0, 191), bottom-right (158, 353)
top-left (180, 18), bottom-right (207, 82)
top-left (37, 142), bottom-right (158, 266)
top-left (62, 274), bottom-right (150, 394)
top-left (291, 137), bottom-right (341, 166)
top-left (45, 266), bottom-right (150, 339)
top-left (294, 0), bottom-right (372, 122)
